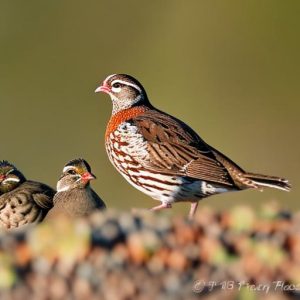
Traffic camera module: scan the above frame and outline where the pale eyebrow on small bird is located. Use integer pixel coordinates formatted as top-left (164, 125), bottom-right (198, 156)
top-left (111, 80), bottom-right (142, 93)
top-left (3, 177), bottom-right (20, 183)
top-left (63, 166), bottom-right (77, 173)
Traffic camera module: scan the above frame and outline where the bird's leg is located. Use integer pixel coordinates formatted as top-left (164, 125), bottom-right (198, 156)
top-left (188, 202), bottom-right (199, 220)
top-left (150, 203), bottom-right (172, 211)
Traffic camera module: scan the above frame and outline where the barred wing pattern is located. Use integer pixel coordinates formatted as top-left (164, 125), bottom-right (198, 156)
top-left (131, 109), bottom-right (236, 187)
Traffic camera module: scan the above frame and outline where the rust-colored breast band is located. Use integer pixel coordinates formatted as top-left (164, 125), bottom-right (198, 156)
top-left (105, 106), bottom-right (148, 140)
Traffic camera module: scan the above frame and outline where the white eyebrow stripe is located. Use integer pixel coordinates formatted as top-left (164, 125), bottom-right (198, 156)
top-left (63, 166), bottom-right (76, 173)
top-left (111, 79), bottom-right (142, 92)
top-left (3, 178), bottom-right (20, 183)
top-left (104, 74), bottom-right (117, 85)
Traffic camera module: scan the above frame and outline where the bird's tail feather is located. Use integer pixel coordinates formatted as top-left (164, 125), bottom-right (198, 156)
top-left (243, 172), bottom-right (291, 192)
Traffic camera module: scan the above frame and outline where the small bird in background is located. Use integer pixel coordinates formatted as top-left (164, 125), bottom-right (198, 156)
top-left (46, 158), bottom-right (106, 219)
top-left (0, 161), bottom-right (55, 229)
top-left (95, 74), bottom-right (291, 220)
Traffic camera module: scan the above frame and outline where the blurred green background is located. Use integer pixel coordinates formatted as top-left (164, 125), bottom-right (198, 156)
top-left (0, 0), bottom-right (299, 215)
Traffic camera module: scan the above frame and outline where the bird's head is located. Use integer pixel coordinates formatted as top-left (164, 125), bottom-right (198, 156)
top-left (0, 161), bottom-right (26, 195)
top-left (95, 74), bottom-right (150, 114)
top-left (57, 158), bottom-right (96, 192)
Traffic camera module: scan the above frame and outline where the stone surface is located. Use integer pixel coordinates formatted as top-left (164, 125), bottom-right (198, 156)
top-left (0, 203), bottom-right (298, 300)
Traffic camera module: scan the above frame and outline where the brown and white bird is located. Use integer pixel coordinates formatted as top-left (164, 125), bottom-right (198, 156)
top-left (95, 74), bottom-right (291, 219)
top-left (46, 158), bottom-right (106, 219)
top-left (0, 161), bottom-right (55, 229)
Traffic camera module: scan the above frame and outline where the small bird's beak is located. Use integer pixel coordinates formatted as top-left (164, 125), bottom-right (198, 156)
top-left (95, 85), bottom-right (110, 94)
top-left (0, 175), bottom-right (5, 182)
top-left (81, 172), bottom-right (96, 182)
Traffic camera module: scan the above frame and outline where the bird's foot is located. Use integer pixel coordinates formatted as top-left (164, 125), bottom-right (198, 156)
top-left (188, 202), bottom-right (199, 221)
top-left (150, 203), bottom-right (172, 211)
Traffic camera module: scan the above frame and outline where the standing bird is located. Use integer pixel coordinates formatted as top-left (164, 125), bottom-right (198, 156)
top-left (95, 74), bottom-right (291, 220)
top-left (0, 161), bottom-right (55, 229)
top-left (46, 158), bottom-right (106, 219)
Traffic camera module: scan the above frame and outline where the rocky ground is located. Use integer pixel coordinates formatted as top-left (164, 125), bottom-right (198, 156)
top-left (0, 203), bottom-right (299, 300)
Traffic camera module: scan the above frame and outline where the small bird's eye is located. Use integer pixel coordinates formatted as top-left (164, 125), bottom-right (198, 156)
top-left (67, 170), bottom-right (77, 175)
top-left (112, 83), bottom-right (121, 89)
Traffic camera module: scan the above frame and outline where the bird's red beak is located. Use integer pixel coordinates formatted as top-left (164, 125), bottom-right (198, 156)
top-left (0, 175), bottom-right (5, 182)
top-left (95, 84), bottom-right (110, 94)
top-left (81, 172), bottom-right (96, 182)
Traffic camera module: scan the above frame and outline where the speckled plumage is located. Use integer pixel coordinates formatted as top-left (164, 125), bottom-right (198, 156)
top-left (0, 161), bottom-right (55, 229)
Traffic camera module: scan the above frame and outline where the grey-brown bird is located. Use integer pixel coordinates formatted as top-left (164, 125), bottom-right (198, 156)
top-left (95, 74), bottom-right (291, 220)
top-left (46, 158), bottom-right (106, 219)
top-left (0, 161), bottom-right (55, 229)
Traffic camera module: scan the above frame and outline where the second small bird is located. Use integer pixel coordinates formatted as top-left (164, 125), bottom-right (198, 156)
top-left (46, 158), bottom-right (106, 219)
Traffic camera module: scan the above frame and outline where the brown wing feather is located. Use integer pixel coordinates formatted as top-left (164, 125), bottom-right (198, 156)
top-left (25, 181), bottom-right (55, 210)
top-left (132, 108), bottom-right (236, 186)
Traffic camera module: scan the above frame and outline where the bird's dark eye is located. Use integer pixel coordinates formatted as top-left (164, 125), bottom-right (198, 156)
top-left (67, 170), bottom-right (77, 175)
top-left (112, 83), bottom-right (121, 88)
